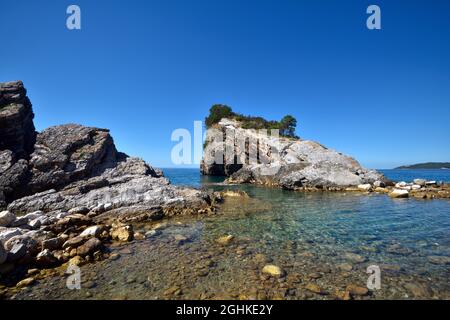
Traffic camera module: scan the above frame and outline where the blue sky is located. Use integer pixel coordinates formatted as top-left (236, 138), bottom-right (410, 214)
top-left (1, 0), bottom-right (449, 169)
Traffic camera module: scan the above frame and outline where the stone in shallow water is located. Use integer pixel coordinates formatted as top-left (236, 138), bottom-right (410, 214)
top-left (262, 264), bottom-right (285, 277)
top-left (403, 282), bottom-right (432, 298)
top-left (344, 252), bottom-right (367, 263)
top-left (389, 189), bottom-right (409, 198)
top-left (305, 283), bottom-right (327, 295)
top-left (110, 226), bottom-right (133, 242)
top-left (427, 255), bottom-right (450, 265)
top-left (216, 235), bottom-right (234, 245)
top-left (16, 277), bottom-right (35, 289)
top-left (337, 263), bottom-right (353, 272)
top-left (346, 285), bottom-right (369, 296)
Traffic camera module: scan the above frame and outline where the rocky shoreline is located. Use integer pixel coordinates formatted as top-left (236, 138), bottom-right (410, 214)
top-left (201, 119), bottom-right (450, 200)
top-left (0, 81), bottom-right (222, 297)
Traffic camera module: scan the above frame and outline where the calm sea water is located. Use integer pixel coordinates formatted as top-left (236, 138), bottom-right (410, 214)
top-left (20, 168), bottom-right (450, 299)
top-left (163, 168), bottom-right (450, 187)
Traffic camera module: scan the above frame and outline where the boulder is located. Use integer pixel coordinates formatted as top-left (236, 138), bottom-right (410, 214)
top-left (42, 237), bottom-right (65, 251)
top-left (62, 236), bottom-right (86, 250)
top-left (0, 228), bottom-right (23, 244)
top-left (357, 184), bottom-right (372, 192)
top-left (5, 235), bottom-right (39, 261)
top-left (413, 179), bottom-right (426, 186)
top-left (79, 225), bottom-right (103, 238)
top-left (373, 180), bottom-right (386, 188)
top-left (36, 249), bottom-right (58, 267)
top-left (7, 243), bottom-right (27, 262)
top-left (76, 237), bottom-right (102, 257)
top-left (110, 225), bottom-right (133, 242)
top-left (389, 189), bottom-right (409, 199)
top-left (0, 211), bottom-right (15, 227)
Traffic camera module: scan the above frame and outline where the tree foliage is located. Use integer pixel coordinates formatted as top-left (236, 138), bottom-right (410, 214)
top-left (205, 105), bottom-right (298, 138)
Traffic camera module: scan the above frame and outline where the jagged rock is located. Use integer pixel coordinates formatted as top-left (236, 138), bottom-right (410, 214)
top-left (7, 243), bottom-right (27, 262)
top-left (36, 249), bottom-right (58, 267)
top-left (0, 81), bottom-right (36, 158)
top-left (201, 118), bottom-right (388, 189)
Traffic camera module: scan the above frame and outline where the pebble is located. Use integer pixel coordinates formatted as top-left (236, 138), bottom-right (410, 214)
top-left (262, 264), bottom-right (285, 277)
top-left (216, 235), bottom-right (234, 245)
top-left (346, 285), bottom-right (369, 296)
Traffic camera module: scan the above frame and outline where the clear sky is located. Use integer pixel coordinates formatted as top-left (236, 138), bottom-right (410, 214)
top-left (1, 0), bottom-right (449, 169)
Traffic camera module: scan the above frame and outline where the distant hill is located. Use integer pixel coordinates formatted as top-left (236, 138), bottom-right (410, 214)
top-left (396, 162), bottom-right (450, 169)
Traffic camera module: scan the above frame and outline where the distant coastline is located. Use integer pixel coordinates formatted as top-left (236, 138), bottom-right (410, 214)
top-left (395, 162), bottom-right (450, 170)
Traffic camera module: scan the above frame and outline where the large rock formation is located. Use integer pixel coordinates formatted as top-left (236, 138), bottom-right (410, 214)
top-left (0, 81), bottom-right (213, 215)
top-left (201, 118), bottom-right (388, 190)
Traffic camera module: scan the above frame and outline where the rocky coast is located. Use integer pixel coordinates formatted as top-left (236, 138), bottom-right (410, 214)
top-left (1, 81), bottom-right (449, 300)
top-left (0, 81), bottom-right (220, 297)
top-left (201, 118), bottom-right (450, 199)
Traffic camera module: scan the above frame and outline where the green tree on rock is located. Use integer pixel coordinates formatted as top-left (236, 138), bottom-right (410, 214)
top-left (205, 104), bottom-right (234, 127)
top-left (279, 115), bottom-right (297, 138)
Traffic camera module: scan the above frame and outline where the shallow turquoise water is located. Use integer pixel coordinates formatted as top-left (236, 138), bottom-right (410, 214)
top-left (15, 168), bottom-right (450, 299)
top-left (162, 168), bottom-right (450, 187)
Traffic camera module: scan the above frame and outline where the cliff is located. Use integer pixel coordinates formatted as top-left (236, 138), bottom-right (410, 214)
top-left (201, 118), bottom-right (388, 190)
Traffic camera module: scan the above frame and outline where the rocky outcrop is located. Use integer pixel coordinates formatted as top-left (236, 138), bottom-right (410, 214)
top-left (201, 118), bottom-right (388, 190)
top-left (0, 81), bottom-right (36, 158)
top-left (0, 81), bottom-right (37, 205)
top-left (0, 80), bottom-right (215, 215)
top-left (0, 81), bottom-right (218, 289)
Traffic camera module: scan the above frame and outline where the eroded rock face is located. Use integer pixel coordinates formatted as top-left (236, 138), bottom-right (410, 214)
top-left (201, 119), bottom-right (388, 189)
top-left (1, 80), bottom-right (213, 217)
top-left (0, 81), bottom-right (37, 204)
top-left (0, 81), bottom-right (36, 158)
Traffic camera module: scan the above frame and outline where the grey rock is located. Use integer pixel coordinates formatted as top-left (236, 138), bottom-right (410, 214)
top-left (1, 81), bottom-right (212, 223)
top-left (413, 179), bottom-right (426, 186)
top-left (42, 237), bottom-right (64, 251)
top-left (7, 243), bottom-right (27, 262)
top-left (36, 249), bottom-right (58, 267)
top-left (0, 210), bottom-right (16, 227)
top-left (0, 228), bottom-right (23, 244)
top-left (201, 119), bottom-right (388, 189)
